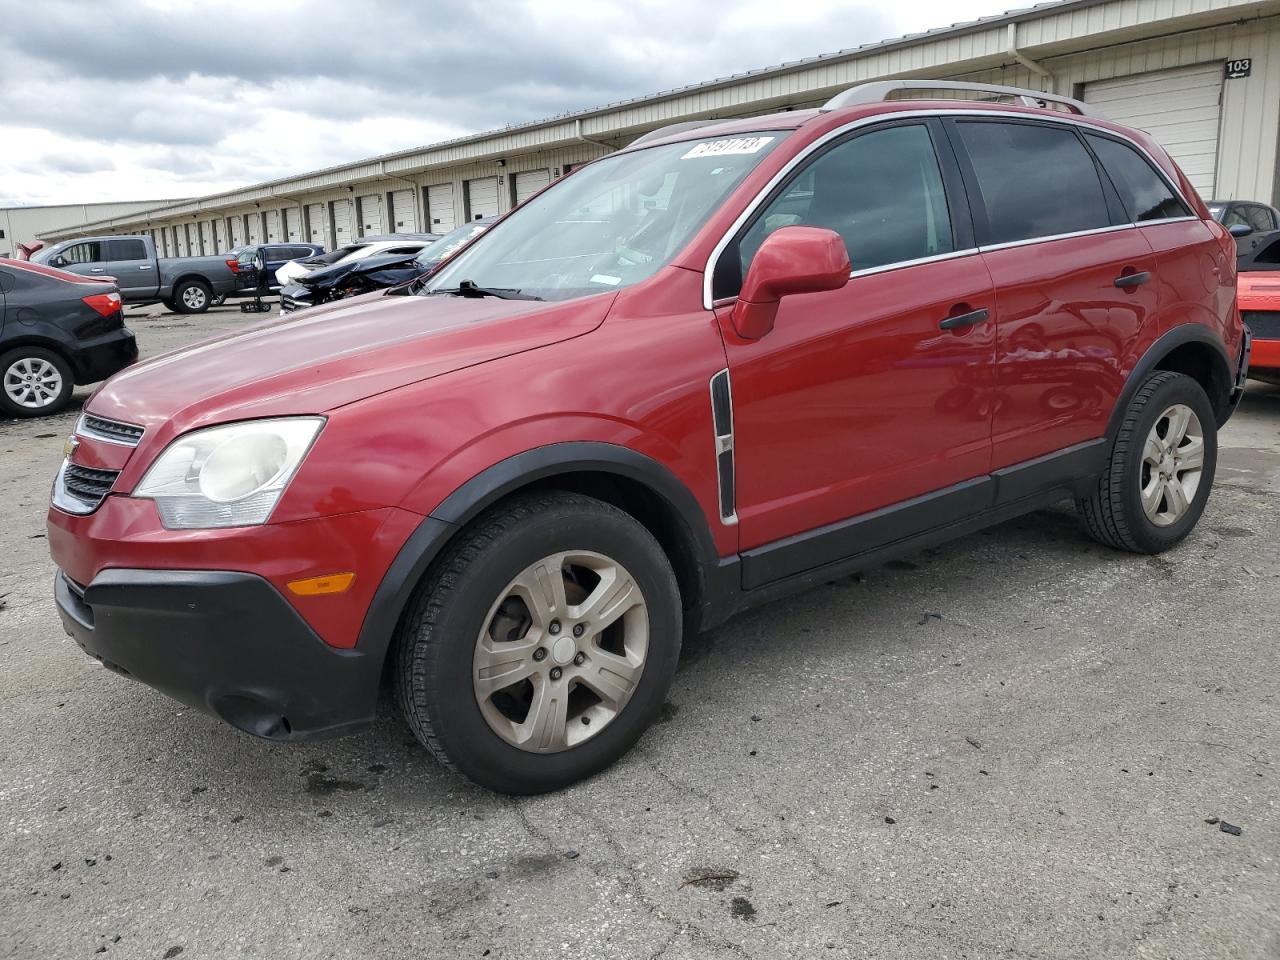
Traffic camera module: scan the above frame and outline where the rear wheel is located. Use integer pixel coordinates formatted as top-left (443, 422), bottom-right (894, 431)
top-left (395, 492), bottom-right (681, 794)
top-left (173, 279), bottom-right (212, 314)
top-left (0, 347), bottom-right (74, 418)
top-left (1077, 371), bottom-right (1216, 553)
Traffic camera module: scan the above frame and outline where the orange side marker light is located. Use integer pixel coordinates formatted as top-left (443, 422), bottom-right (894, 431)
top-left (287, 572), bottom-right (355, 596)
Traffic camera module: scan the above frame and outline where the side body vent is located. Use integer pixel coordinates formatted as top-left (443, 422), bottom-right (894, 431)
top-left (709, 369), bottom-right (737, 525)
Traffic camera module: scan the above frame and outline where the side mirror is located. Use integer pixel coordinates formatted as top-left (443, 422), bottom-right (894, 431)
top-left (731, 226), bottom-right (851, 340)
top-left (1229, 223), bottom-right (1253, 238)
top-left (50, 255), bottom-right (67, 267)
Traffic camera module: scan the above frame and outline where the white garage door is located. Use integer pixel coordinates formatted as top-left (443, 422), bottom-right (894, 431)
top-left (390, 189), bottom-right (416, 231)
top-left (247, 214), bottom-right (262, 244)
top-left (175, 226), bottom-right (188, 257)
top-left (229, 217), bottom-right (243, 247)
top-left (332, 200), bottom-right (353, 245)
top-left (513, 169), bottom-right (551, 206)
top-left (265, 209), bottom-right (282, 242)
top-left (426, 183), bottom-right (455, 233)
top-left (466, 177), bottom-right (500, 221)
top-left (1084, 63), bottom-right (1222, 197)
top-left (284, 207), bottom-right (300, 241)
top-left (357, 194), bottom-right (383, 236)
top-left (200, 220), bottom-right (214, 255)
top-left (306, 203), bottom-right (325, 245)
top-left (214, 219), bottom-right (226, 252)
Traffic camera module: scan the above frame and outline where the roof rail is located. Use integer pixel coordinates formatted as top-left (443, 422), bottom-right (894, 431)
top-left (821, 80), bottom-right (1102, 117)
top-left (628, 119), bottom-right (726, 147)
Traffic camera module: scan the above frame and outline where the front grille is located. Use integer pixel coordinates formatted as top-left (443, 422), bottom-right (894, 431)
top-left (61, 463), bottom-right (120, 509)
top-left (281, 292), bottom-right (312, 313)
top-left (1243, 311), bottom-right (1280, 341)
top-left (79, 413), bottom-right (144, 446)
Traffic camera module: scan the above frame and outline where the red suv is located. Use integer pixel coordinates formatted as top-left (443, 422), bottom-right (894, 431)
top-left (48, 81), bottom-right (1247, 793)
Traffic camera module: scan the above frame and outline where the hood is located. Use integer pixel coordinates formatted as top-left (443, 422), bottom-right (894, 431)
top-left (300, 252), bottom-right (413, 289)
top-left (1238, 270), bottom-right (1280, 309)
top-left (86, 289), bottom-right (615, 435)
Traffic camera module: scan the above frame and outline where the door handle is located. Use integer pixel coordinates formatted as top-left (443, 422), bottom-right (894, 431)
top-left (139, 265), bottom-right (153, 270)
top-left (1113, 270), bottom-right (1151, 289)
top-left (939, 307), bottom-right (990, 331)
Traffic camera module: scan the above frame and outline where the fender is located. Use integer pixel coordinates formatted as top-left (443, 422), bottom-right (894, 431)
top-left (354, 441), bottom-right (720, 655)
top-left (1104, 324), bottom-right (1234, 443)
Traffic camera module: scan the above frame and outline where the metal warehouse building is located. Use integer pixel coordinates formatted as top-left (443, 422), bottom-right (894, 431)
top-left (43, 0), bottom-right (1280, 251)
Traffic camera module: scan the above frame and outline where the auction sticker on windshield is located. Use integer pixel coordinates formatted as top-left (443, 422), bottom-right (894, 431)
top-left (681, 136), bottom-right (775, 159)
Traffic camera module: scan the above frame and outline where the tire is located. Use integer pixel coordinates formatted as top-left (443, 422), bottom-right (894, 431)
top-left (395, 491), bottom-right (681, 794)
top-left (160, 298), bottom-right (177, 312)
top-left (1077, 371), bottom-right (1217, 554)
top-left (172, 279), bottom-right (212, 314)
top-left (0, 347), bottom-right (74, 418)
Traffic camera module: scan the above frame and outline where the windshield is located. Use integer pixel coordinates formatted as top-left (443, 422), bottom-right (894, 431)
top-left (424, 133), bottom-right (786, 301)
top-left (415, 223), bottom-right (488, 269)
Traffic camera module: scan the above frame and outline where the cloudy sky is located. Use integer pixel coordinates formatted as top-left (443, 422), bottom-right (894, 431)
top-left (1, 0), bottom-right (1020, 207)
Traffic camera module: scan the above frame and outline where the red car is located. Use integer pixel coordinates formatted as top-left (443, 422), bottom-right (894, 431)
top-left (1236, 229), bottom-right (1280, 383)
top-left (48, 81), bottom-right (1246, 793)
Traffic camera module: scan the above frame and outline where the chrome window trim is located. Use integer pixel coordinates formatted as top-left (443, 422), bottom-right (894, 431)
top-left (701, 107), bottom-right (1199, 310)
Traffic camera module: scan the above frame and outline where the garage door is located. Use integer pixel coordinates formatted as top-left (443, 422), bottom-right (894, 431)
top-left (513, 169), bottom-right (551, 206)
top-left (213, 219), bottom-right (226, 252)
top-left (306, 203), bottom-right (325, 245)
top-left (264, 209), bottom-right (281, 242)
top-left (390, 189), bottom-right (416, 231)
top-left (230, 217), bottom-right (244, 247)
top-left (426, 183), bottom-right (455, 233)
top-left (284, 207), bottom-right (301, 241)
top-left (199, 220), bottom-right (214, 255)
top-left (466, 177), bottom-right (500, 221)
top-left (1084, 63), bottom-right (1222, 197)
top-left (357, 194), bottom-right (383, 236)
top-left (332, 199), bottom-right (353, 245)
top-left (247, 214), bottom-right (262, 244)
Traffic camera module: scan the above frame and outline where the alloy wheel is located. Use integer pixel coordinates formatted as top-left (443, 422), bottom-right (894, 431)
top-left (182, 285), bottom-right (207, 310)
top-left (1140, 403), bottom-right (1204, 527)
top-left (473, 550), bottom-right (648, 753)
top-left (3, 357), bottom-right (64, 410)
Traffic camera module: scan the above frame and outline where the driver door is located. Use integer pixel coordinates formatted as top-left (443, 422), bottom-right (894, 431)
top-left (712, 120), bottom-right (997, 587)
top-left (52, 240), bottom-right (109, 281)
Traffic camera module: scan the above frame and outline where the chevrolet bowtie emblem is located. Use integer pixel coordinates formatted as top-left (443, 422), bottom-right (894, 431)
top-left (63, 435), bottom-right (80, 459)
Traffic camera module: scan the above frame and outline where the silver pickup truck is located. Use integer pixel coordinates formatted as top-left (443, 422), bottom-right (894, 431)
top-left (31, 235), bottom-right (237, 313)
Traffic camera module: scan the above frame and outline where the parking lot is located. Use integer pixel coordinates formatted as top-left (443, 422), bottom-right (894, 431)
top-left (0, 304), bottom-right (1274, 959)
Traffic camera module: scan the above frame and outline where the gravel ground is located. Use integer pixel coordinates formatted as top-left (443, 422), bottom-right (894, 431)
top-left (2, 301), bottom-right (1278, 960)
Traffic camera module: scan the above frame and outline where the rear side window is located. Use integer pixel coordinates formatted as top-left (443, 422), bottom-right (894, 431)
top-left (1244, 205), bottom-right (1278, 233)
top-left (725, 123), bottom-right (954, 293)
top-left (956, 121), bottom-right (1110, 245)
top-left (108, 239), bottom-right (148, 261)
top-left (1084, 134), bottom-right (1189, 223)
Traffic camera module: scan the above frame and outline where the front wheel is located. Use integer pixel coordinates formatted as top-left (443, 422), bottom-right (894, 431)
top-left (1077, 371), bottom-right (1217, 553)
top-left (395, 492), bottom-right (681, 794)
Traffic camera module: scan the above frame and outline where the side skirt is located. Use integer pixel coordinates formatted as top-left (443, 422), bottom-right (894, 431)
top-left (698, 439), bottom-right (1106, 629)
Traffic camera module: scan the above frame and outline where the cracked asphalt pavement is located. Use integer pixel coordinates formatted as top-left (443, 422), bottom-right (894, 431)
top-left (2, 303), bottom-right (1279, 959)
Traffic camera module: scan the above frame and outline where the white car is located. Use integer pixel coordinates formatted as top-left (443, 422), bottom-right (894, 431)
top-left (274, 235), bottom-right (439, 287)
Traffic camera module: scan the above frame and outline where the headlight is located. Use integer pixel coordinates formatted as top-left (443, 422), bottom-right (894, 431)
top-left (134, 417), bottom-right (324, 528)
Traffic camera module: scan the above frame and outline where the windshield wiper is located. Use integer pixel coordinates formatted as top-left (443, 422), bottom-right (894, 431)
top-left (430, 279), bottom-right (544, 301)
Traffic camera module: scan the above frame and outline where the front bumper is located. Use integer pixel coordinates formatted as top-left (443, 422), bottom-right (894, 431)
top-left (55, 568), bottom-right (382, 740)
top-left (69, 327), bottom-right (138, 385)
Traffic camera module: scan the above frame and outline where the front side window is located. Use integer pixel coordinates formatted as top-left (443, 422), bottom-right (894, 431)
top-left (1085, 134), bottom-right (1188, 223)
top-left (1244, 205), bottom-right (1277, 233)
top-left (730, 123), bottom-right (954, 293)
top-left (60, 241), bottom-right (104, 264)
top-left (1218, 205), bottom-right (1251, 229)
top-left (957, 120), bottom-right (1111, 245)
top-left (424, 132), bottom-right (787, 301)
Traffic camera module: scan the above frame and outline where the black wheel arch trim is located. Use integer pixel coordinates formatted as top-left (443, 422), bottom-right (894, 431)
top-left (355, 441), bottom-right (720, 656)
top-left (1107, 325), bottom-right (1234, 440)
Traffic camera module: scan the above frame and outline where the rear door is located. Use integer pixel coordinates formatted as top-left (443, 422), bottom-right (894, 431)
top-left (715, 120), bottom-right (996, 580)
top-left (948, 117), bottom-right (1158, 469)
top-left (106, 238), bottom-right (157, 298)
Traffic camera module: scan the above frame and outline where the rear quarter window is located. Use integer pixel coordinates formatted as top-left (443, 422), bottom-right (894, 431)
top-left (1085, 134), bottom-right (1189, 222)
top-left (956, 120), bottom-right (1111, 245)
